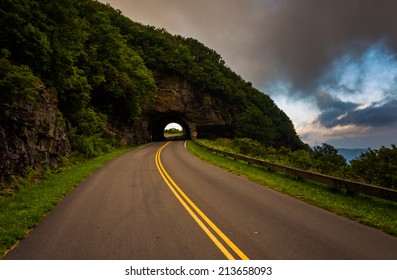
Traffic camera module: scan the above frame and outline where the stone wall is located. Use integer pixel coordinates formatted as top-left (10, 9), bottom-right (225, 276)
top-left (0, 91), bottom-right (70, 182)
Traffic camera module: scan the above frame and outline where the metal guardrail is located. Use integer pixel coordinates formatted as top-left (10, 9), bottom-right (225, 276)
top-left (192, 140), bottom-right (397, 203)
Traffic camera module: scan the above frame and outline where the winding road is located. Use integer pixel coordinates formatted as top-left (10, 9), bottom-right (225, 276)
top-left (5, 141), bottom-right (397, 259)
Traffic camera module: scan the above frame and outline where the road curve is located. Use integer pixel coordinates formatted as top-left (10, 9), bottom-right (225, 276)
top-left (5, 141), bottom-right (397, 259)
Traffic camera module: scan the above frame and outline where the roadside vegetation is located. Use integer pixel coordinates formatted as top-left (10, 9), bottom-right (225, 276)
top-left (197, 138), bottom-right (397, 190)
top-left (0, 146), bottom-right (136, 258)
top-left (187, 140), bottom-right (397, 237)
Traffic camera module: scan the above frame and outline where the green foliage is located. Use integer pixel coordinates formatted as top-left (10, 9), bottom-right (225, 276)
top-left (1, 0), bottom-right (157, 158)
top-left (285, 149), bottom-right (314, 171)
top-left (199, 138), bottom-right (397, 190)
top-left (79, 7), bottom-right (156, 124)
top-left (351, 145), bottom-right (397, 189)
top-left (0, 53), bottom-right (42, 104)
top-left (57, 67), bottom-right (92, 116)
top-left (236, 106), bottom-right (276, 146)
top-left (0, 0), bottom-right (51, 74)
top-left (68, 108), bottom-right (115, 158)
top-left (312, 143), bottom-right (348, 176)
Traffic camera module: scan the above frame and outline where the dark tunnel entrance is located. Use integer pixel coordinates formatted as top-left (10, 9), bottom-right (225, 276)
top-left (151, 114), bottom-right (191, 141)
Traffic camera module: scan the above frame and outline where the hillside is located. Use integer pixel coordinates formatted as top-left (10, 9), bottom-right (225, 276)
top-left (0, 0), bottom-right (305, 182)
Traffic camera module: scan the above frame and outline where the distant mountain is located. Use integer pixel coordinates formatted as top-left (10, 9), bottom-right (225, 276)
top-left (338, 148), bottom-right (367, 162)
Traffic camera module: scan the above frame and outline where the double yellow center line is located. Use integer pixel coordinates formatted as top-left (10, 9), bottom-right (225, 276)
top-left (155, 141), bottom-right (249, 260)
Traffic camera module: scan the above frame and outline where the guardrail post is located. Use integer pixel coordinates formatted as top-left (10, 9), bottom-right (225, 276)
top-left (332, 179), bottom-right (343, 190)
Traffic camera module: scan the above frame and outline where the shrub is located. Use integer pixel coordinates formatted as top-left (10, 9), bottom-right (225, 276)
top-left (68, 108), bottom-right (116, 158)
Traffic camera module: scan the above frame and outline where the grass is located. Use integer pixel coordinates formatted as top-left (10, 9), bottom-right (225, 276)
top-left (187, 140), bottom-right (397, 237)
top-left (0, 146), bottom-right (136, 258)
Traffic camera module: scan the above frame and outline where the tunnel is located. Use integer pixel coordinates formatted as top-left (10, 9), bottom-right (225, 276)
top-left (151, 114), bottom-right (192, 141)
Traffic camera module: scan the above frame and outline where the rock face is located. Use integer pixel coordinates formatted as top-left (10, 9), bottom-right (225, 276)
top-left (118, 75), bottom-right (238, 144)
top-left (0, 90), bottom-right (70, 182)
top-left (145, 75), bottom-right (237, 141)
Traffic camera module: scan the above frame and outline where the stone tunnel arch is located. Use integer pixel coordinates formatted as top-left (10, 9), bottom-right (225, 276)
top-left (151, 114), bottom-right (193, 141)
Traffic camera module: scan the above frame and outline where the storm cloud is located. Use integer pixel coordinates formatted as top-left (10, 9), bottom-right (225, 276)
top-left (100, 0), bottom-right (397, 147)
top-left (315, 92), bottom-right (358, 128)
top-left (316, 93), bottom-right (397, 128)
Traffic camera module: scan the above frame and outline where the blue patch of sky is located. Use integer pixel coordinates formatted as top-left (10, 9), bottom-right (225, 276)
top-left (322, 41), bottom-right (397, 106)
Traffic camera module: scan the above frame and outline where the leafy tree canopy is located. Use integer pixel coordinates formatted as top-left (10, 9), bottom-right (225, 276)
top-left (351, 145), bottom-right (397, 188)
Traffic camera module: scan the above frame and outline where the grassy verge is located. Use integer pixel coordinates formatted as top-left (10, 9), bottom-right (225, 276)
top-left (0, 146), bottom-right (137, 258)
top-left (187, 140), bottom-right (397, 237)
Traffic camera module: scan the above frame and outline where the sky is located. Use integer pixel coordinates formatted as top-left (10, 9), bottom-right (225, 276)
top-left (99, 0), bottom-right (397, 148)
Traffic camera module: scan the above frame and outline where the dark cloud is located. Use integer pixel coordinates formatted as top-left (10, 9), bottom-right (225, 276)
top-left (262, 0), bottom-right (397, 92)
top-left (337, 99), bottom-right (397, 128)
top-left (315, 92), bottom-right (358, 128)
top-left (316, 92), bottom-right (357, 112)
top-left (316, 93), bottom-right (397, 129)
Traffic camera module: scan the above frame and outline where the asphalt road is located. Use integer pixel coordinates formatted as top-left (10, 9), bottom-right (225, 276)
top-left (5, 141), bottom-right (397, 259)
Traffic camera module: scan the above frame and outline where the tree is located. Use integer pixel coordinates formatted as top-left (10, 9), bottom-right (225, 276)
top-left (312, 143), bottom-right (347, 176)
top-left (236, 106), bottom-right (276, 146)
top-left (0, 52), bottom-right (42, 104)
top-left (350, 145), bottom-right (397, 188)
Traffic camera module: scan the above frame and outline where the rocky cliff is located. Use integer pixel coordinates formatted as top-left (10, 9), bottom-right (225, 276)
top-left (0, 90), bottom-right (70, 183)
top-left (148, 76), bottom-right (237, 134)
top-left (118, 75), bottom-right (238, 144)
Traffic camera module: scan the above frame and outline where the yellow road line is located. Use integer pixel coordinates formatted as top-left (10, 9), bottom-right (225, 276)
top-left (155, 141), bottom-right (249, 260)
